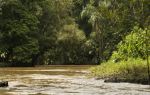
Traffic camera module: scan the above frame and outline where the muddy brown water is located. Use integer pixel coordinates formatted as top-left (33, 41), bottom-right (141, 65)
top-left (0, 65), bottom-right (150, 95)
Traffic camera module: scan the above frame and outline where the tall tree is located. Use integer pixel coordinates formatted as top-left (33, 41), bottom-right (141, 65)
top-left (81, 0), bottom-right (149, 63)
top-left (0, 0), bottom-right (39, 66)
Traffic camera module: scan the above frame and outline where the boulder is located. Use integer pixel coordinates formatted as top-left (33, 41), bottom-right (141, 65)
top-left (0, 81), bottom-right (8, 87)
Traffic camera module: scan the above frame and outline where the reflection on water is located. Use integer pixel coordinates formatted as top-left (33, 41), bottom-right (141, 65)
top-left (0, 65), bottom-right (150, 95)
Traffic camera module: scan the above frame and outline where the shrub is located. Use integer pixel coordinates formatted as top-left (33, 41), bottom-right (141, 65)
top-left (111, 26), bottom-right (150, 61)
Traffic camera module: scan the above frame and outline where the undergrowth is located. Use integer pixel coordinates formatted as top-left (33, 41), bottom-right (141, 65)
top-left (90, 58), bottom-right (149, 80)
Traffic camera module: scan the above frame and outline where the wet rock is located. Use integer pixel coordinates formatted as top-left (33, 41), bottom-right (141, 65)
top-left (95, 77), bottom-right (102, 80)
top-left (104, 77), bottom-right (149, 85)
top-left (0, 81), bottom-right (8, 87)
top-left (104, 77), bottom-right (121, 83)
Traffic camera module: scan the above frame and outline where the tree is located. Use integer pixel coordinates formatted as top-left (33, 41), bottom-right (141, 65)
top-left (49, 24), bottom-right (87, 64)
top-left (34, 0), bottom-right (74, 65)
top-left (0, 0), bottom-right (39, 66)
top-left (81, 0), bottom-right (150, 63)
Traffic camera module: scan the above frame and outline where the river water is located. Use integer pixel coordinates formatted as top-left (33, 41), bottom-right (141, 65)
top-left (0, 65), bottom-right (149, 95)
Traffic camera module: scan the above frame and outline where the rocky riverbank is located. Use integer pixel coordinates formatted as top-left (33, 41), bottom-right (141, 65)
top-left (104, 77), bottom-right (149, 85)
top-left (95, 76), bottom-right (149, 85)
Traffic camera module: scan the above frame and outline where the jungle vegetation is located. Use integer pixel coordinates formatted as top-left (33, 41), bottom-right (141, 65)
top-left (0, 0), bottom-right (149, 67)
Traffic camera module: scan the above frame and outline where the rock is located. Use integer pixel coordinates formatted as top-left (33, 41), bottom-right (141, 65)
top-left (104, 77), bottom-right (149, 85)
top-left (104, 77), bottom-right (127, 83)
top-left (104, 77), bottom-right (120, 83)
top-left (95, 77), bottom-right (102, 80)
top-left (0, 81), bottom-right (8, 87)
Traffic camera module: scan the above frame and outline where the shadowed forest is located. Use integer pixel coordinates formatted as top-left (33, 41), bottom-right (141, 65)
top-left (0, 0), bottom-right (149, 67)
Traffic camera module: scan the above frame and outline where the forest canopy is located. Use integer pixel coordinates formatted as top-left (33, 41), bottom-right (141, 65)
top-left (0, 0), bottom-right (149, 66)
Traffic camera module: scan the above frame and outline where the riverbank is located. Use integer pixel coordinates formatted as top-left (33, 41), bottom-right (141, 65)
top-left (90, 58), bottom-right (150, 85)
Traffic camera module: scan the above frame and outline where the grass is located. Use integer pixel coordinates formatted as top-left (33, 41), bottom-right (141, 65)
top-left (90, 58), bottom-right (150, 84)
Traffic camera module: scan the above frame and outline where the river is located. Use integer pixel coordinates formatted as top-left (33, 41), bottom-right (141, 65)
top-left (0, 65), bottom-right (149, 95)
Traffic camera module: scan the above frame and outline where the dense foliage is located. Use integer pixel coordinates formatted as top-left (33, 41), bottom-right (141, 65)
top-left (111, 26), bottom-right (150, 61)
top-left (0, 0), bottom-right (149, 66)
